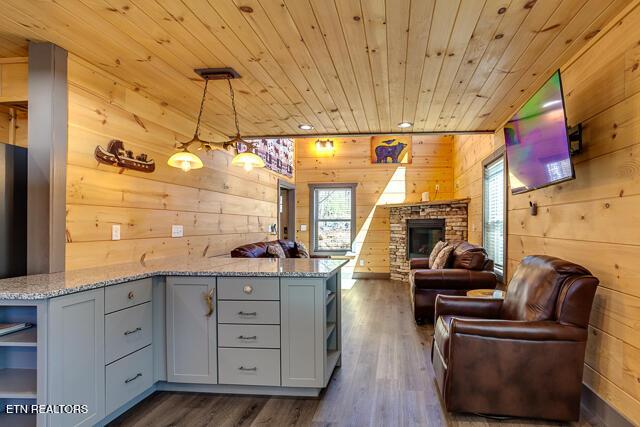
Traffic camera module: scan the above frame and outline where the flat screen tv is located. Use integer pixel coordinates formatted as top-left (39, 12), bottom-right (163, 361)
top-left (504, 70), bottom-right (574, 195)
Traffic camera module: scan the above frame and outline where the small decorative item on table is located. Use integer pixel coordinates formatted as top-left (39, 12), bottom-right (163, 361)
top-left (466, 289), bottom-right (506, 299)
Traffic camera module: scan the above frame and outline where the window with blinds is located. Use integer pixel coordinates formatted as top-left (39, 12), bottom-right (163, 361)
top-left (483, 156), bottom-right (505, 278)
top-left (310, 184), bottom-right (356, 253)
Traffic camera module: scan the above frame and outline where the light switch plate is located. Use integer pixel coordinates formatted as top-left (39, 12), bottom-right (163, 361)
top-left (359, 259), bottom-right (365, 266)
top-left (111, 224), bottom-right (121, 241)
top-left (300, 224), bottom-right (307, 232)
top-left (171, 225), bottom-right (184, 238)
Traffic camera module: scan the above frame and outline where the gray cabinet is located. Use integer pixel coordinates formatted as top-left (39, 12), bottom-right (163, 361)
top-left (165, 277), bottom-right (217, 384)
top-left (280, 278), bottom-right (325, 387)
top-left (48, 288), bottom-right (105, 427)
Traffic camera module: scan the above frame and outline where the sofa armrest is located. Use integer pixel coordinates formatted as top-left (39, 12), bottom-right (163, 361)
top-left (412, 269), bottom-right (497, 291)
top-left (434, 295), bottom-right (502, 320)
top-left (410, 258), bottom-right (430, 270)
top-left (451, 319), bottom-right (587, 342)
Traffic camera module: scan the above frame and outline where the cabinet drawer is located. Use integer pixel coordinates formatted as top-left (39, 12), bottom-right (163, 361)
top-left (217, 277), bottom-right (279, 301)
top-left (106, 345), bottom-right (153, 415)
top-left (219, 324), bottom-right (280, 348)
top-left (218, 301), bottom-right (279, 324)
top-left (105, 302), bottom-right (153, 364)
top-left (105, 278), bottom-right (152, 314)
top-left (218, 348), bottom-right (280, 386)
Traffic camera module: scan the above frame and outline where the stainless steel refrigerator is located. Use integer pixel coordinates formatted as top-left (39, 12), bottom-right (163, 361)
top-left (0, 143), bottom-right (26, 278)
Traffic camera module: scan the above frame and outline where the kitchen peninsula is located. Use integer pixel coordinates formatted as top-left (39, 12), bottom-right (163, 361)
top-left (0, 257), bottom-right (346, 427)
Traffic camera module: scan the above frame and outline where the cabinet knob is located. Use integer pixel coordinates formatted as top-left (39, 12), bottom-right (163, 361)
top-left (243, 285), bottom-right (253, 294)
top-left (128, 291), bottom-right (135, 300)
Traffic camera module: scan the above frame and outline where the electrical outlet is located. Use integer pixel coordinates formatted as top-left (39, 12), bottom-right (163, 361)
top-left (171, 225), bottom-right (184, 238)
top-left (300, 224), bottom-right (308, 232)
top-left (435, 184), bottom-right (440, 191)
top-left (111, 224), bottom-right (121, 241)
top-left (359, 259), bottom-right (365, 266)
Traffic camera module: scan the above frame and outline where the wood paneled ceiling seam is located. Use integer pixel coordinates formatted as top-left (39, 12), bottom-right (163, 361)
top-left (480, 0), bottom-right (628, 130)
top-left (277, 0), bottom-right (361, 132)
top-left (0, 0), bottom-right (246, 138)
top-left (184, 0), bottom-right (332, 134)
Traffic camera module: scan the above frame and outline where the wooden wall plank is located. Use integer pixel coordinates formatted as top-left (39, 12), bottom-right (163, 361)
top-left (66, 53), bottom-right (280, 270)
top-left (453, 3), bottom-right (640, 422)
top-left (295, 135), bottom-right (453, 276)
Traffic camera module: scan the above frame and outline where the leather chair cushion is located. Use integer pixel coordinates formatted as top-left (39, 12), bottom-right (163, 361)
top-left (501, 255), bottom-right (592, 321)
top-left (451, 241), bottom-right (489, 270)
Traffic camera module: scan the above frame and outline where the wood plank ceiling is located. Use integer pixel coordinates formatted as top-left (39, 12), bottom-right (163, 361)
top-left (0, 0), bottom-right (631, 137)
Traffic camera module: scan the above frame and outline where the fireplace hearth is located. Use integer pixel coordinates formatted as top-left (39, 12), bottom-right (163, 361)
top-left (407, 219), bottom-right (445, 259)
top-left (388, 199), bottom-right (469, 281)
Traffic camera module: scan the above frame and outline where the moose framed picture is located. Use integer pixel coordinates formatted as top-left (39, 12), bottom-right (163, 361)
top-left (370, 135), bottom-right (412, 164)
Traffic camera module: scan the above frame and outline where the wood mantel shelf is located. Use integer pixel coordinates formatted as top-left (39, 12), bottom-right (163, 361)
top-left (384, 198), bottom-right (470, 208)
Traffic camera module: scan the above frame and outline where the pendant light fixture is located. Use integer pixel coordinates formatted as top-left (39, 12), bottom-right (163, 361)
top-left (168, 68), bottom-right (265, 172)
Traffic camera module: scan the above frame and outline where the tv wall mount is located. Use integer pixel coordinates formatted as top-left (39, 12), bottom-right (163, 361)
top-left (568, 123), bottom-right (582, 155)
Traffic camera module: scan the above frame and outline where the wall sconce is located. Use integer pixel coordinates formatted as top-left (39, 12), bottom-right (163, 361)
top-left (315, 139), bottom-right (334, 153)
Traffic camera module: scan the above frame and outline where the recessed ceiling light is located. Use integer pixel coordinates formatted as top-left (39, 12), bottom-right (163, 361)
top-left (298, 124), bottom-right (314, 130)
top-left (397, 121), bottom-right (413, 128)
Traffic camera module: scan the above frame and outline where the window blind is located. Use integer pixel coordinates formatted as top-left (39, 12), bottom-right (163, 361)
top-left (483, 157), bottom-right (505, 277)
top-left (313, 187), bottom-right (354, 252)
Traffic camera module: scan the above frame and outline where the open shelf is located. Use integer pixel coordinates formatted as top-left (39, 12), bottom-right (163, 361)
top-left (326, 350), bottom-right (340, 371)
top-left (326, 292), bottom-right (336, 305)
top-left (0, 327), bottom-right (37, 347)
top-left (0, 412), bottom-right (36, 427)
top-left (325, 322), bottom-right (336, 339)
top-left (0, 369), bottom-right (37, 398)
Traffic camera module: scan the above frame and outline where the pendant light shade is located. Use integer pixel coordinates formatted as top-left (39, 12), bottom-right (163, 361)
top-left (170, 68), bottom-right (266, 173)
top-left (167, 150), bottom-right (204, 172)
top-left (231, 151), bottom-right (265, 172)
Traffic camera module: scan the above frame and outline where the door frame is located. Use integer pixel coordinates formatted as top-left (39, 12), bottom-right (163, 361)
top-left (278, 180), bottom-right (296, 241)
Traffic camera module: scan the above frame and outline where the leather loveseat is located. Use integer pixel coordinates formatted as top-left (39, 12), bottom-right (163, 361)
top-left (409, 241), bottom-right (497, 323)
top-left (432, 255), bottom-right (598, 421)
top-left (231, 239), bottom-right (301, 258)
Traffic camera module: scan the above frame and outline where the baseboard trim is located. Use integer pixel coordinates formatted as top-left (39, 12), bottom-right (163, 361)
top-left (581, 384), bottom-right (633, 426)
top-left (156, 381), bottom-right (322, 397)
top-left (351, 272), bottom-right (390, 279)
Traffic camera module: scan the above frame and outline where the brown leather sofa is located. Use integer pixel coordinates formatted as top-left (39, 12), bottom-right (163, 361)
top-left (432, 255), bottom-right (598, 421)
top-left (230, 239), bottom-right (301, 258)
top-left (409, 241), bottom-right (497, 323)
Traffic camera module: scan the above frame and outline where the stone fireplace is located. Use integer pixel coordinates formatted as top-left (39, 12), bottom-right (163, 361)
top-left (389, 199), bottom-right (469, 281)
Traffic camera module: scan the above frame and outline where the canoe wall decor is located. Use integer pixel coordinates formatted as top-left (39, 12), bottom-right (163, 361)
top-left (95, 139), bottom-right (156, 173)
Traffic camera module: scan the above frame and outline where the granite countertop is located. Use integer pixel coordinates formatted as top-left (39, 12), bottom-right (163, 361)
top-left (0, 257), bottom-right (349, 300)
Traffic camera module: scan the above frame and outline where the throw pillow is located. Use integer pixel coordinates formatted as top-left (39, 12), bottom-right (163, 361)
top-left (295, 240), bottom-right (310, 258)
top-left (431, 244), bottom-right (454, 270)
top-left (428, 240), bottom-right (448, 268)
top-left (266, 243), bottom-right (286, 258)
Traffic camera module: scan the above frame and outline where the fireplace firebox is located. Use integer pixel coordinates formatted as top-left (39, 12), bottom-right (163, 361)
top-left (406, 219), bottom-right (446, 260)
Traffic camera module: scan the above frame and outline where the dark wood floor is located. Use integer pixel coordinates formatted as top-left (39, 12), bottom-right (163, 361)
top-left (108, 279), bottom-right (598, 427)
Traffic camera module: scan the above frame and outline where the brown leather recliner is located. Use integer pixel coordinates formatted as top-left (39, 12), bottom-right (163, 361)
top-left (432, 255), bottom-right (598, 421)
top-left (410, 241), bottom-right (497, 323)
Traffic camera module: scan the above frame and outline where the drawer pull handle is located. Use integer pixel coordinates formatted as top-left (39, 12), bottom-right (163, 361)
top-left (243, 285), bottom-right (254, 294)
top-left (124, 327), bottom-right (142, 336)
top-left (127, 291), bottom-right (135, 300)
top-left (125, 373), bottom-right (143, 384)
top-left (238, 366), bottom-right (257, 371)
top-left (204, 289), bottom-right (215, 317)
top-left (238, 335), bottom-right (257, 340)
top-left (237, 311), bottom-right (257, 316)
